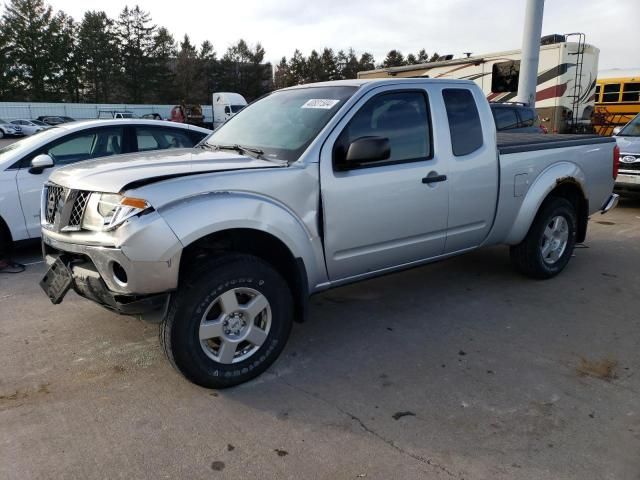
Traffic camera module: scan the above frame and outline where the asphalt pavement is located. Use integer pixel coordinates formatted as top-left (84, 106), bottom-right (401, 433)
top-left (1, 189), bottom-right (639, 479)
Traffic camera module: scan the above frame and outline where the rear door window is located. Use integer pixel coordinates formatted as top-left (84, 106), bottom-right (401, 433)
top-left (135, 126), bottom-right (201, 152)
top-left (443, 89), bottom-right (483, 156)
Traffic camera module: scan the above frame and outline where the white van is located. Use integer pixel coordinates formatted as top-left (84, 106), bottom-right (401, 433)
top-left (212, 92), bottom-right (247, 129)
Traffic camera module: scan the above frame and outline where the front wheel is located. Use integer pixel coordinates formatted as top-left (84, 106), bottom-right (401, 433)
top-left (0, 131), bottom-right (4, 139)
top-left (160, 254), bottom-right (293, 388)
top-left (510, 197), bottom-right (577, 279)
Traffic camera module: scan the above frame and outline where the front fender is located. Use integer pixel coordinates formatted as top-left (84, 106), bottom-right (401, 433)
top-left (505, 162), bottom-right (586, 245)
top-left (157, 191), bottom-right (328, 288)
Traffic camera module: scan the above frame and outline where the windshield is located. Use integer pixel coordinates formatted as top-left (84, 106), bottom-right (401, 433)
top-left (230, 105), bottom-right (245, 113)
top-left (619, 114), bottom-right (640, 137)
top-left (205, 86), bottom-right (357, 162)
top-left (32, 120), bottom-right (48, 126)
top-left (0, 127), bottom-right (61, 164)
top-left (0, 118), bottom-right (9, 124)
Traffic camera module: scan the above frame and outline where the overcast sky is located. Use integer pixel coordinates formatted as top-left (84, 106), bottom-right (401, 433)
top-left (42, 0), bottom-right (638, 71)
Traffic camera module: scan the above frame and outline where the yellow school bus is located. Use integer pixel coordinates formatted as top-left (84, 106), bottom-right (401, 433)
top-left (593, 69), bottom-right (640, 136)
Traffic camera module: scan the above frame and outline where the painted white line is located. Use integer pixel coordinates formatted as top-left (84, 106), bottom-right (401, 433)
top-left (22, 260), bottom-right (44, 266)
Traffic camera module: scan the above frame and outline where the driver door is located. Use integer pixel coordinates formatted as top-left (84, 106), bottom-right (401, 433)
top-left (320, 87), bottom-right (449, 281)
top-left (15, 126), bottom-right (124, 237)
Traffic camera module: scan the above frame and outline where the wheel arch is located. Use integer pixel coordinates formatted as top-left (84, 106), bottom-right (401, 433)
top-left (506, 162), bottom-right (588, 245)
top-left (179, 228), bottom-right (310, 323)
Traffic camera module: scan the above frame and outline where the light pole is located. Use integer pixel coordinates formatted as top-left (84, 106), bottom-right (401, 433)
top-left (515, 0), bottom-right (545, 106)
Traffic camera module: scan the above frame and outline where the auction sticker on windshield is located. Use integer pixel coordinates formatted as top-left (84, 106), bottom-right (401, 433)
top-left (302, 99), bottom-right (340, 109)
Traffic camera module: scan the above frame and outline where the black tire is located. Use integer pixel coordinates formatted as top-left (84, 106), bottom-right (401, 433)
top-left (0, 131), bottom-right (4, 139)
top-left (0, 218), bottom-right (12, 259)
top-left (160, 254), bottom-right (293, 388)
top-left (510, 197), bottom-right (577, 279)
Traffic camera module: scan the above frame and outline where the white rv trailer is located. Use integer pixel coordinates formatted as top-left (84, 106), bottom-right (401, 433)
top-left (358, 34), bottom-right (599, 134)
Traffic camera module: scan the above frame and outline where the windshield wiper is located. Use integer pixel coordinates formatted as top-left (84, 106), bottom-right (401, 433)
top-left (211, 144), bottom-right (265, 160)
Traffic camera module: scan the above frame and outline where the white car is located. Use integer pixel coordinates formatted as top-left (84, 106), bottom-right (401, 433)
top-left (10, 119), bottom-right (51, 136)
top-left (0, 119), bottom-right (24, 138)
top-left (0, 119), bottom-right (211, 249)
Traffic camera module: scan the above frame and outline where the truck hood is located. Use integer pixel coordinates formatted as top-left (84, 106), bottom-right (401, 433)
top-left (50, 147), bottom-right (284, 193)
top-left (615, 135), bottom-right (640, 154)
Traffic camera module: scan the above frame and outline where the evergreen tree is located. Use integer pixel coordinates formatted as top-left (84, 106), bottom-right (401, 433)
top-left (116, 5), bottom-right (157, 103)
top-left (175, 34), bottom-right (199, 102)
top-left (55, 12), bottom-right (81, 101)
top-left (1, 0), bottom-right (74, 100)
top-left (77, 11), bottom-right (119, 103)
top-left (0, 20), bottom-right (15, 98)
top-left (149, 26), bottom-right (177, 103)
top-left (338, 48), bottom-right (360, 79)
top-left (358, 52), bottom-right (375, 72)
top-left (288, 49), bottom-right (307, 85)
top-left (306, 50), bottom-right (323, 82)
top-left (416, 49), bottom-right (429, 63)
top-left (274, 56), bottom-right (293, 89)
top-left (198, 40), bottom-right (218, 104)
top-left (383, 50), bottom-right (405, 68)
top-left (320, 48), bottom-right (338, 80)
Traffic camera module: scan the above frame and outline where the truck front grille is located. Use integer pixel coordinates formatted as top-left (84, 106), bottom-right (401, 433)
top-left (44, 184), bottom-right (67, 225)
top-left (69, 191), bottom-right (90, 228)
top-left (43, 183), bottom-right (90, 231)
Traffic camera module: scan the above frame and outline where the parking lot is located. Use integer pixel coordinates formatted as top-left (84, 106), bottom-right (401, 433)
top-left (1, 173), bottom-right (638, 479)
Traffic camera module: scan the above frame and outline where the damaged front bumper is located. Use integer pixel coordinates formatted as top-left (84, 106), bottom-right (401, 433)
top-left (41, 233), bottom-right (179, 320)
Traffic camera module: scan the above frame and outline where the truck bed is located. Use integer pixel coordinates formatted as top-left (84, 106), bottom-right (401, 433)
top-left (497, 133), bottom-right (614, 155)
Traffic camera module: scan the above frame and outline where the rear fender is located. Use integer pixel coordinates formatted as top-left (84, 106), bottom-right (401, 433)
top-left (505, 162), bottom-right (586, 245)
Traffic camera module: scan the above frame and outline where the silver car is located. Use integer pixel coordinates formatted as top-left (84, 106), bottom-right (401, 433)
top-left (11, 119), bottom-right (51, 136)
top-left (613, 113), bottom-right (640, 193)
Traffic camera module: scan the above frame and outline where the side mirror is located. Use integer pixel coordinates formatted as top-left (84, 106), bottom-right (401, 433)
top-left (29, 154), bottom-right (54, 174)
top-left (224, 106), bottom-right (231, 115)
top-left (612, 126), bottom-right (622, 136)
top-left (340, 136), bottom-right (390, 169)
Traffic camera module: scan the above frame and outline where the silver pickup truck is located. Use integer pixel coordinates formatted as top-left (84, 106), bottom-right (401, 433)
top-left (39, 79), bottom-right (619, 388)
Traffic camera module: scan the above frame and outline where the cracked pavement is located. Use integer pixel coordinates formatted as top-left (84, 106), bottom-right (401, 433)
top-left (1, 197), bottom-right (639, 479)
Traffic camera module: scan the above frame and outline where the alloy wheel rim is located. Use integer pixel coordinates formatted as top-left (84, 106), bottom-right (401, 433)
top-left (199, 287), bottom-right (272, 364)
top-left (541, 215), bottom-right (569, 265)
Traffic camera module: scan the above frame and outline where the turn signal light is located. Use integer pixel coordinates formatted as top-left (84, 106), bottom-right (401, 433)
top-left (120, 197), bottom-right (149, 209)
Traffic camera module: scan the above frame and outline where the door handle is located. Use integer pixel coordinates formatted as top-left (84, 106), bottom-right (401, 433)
top-left (422, 174), bottom-right (447, 184)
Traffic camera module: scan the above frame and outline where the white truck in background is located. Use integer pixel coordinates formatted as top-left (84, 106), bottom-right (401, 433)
top-left (212, 92), bottom-right (247, 129)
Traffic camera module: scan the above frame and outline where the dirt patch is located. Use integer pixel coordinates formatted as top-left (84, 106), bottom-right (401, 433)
top-left (0, 383), bottom-right (50, 410)
top-left (576, 357), bottom-right (618, 381)
top-left (210, 461), bottom-right (225, 471)
top-left (274, 449), bottom-right (288, 457)
top-left (596, 221), bottom-right (616, 225)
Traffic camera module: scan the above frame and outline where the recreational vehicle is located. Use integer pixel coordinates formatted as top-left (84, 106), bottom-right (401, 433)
top-left (358, 34), bottom-right (598, 134)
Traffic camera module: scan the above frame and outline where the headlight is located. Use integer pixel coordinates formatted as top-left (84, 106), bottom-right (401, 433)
top-left (81, 193), bottom-right (151, 231)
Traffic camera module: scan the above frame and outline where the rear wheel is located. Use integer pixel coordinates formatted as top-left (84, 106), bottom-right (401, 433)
top-left (0, 131), bottom-right (4, 139)
top-left (160, 254), bottom-right (293, 388)
top-left (510, 197), bottom-right (577, 279)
